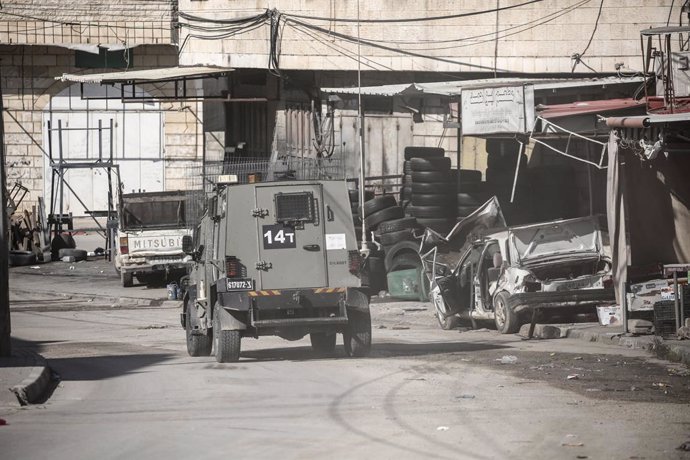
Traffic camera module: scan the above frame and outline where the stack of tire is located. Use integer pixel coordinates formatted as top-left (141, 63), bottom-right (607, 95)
top-left (348, 188), bottom-right (374, 242)
top-left (406, 147), bottom-right (455, 235)
top-left (455, 169), bottom-right (486, 221)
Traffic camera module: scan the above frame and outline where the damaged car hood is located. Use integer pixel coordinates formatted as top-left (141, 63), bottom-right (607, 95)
top-left (510, 216), bottom-right (602, 266)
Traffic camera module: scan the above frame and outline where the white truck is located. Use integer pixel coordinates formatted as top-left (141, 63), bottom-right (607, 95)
top-left (114, 191), bottom-right (192, 287)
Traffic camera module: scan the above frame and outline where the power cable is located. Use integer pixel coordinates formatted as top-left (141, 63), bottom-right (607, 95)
top-left (571, 0), bottom-right (605, 73)
top-left (283, 0), bottom-right (543, 23)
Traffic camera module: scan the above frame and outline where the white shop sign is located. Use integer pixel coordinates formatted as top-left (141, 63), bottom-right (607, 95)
top-left (461, 85), bottom-right (535, 135)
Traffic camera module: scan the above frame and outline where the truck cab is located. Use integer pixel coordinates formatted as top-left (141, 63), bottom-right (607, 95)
top-left (114, 191), bottom-right (191, 287)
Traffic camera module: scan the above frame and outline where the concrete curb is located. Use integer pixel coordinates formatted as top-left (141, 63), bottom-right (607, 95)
top-left (8, 350), bottom-right (52, 406)
top-left (559, 325), bottom-right (690, 367)
top-left (11, 288), bottom-right (181, 308)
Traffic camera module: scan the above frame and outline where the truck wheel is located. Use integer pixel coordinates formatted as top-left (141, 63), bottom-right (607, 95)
top-left (121, 271), bottom-right (134, 287)
top-left (343, 310), bottom-right (372, 358)
top-left (186, 301), bottom-right (212, 357)
top-left (493, 291), bottom-right (520, 334)
top-left (310, 333), bottom-right (336, 355)
top-left (214, 312), bottom-right (241, 363)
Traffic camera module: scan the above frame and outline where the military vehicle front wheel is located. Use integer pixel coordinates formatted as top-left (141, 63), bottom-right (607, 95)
top-left (310, 333), bottom-right (336, 355)
top-left (344, 310), bottom-right (372, 358)
top-left (213, 312), bottom-right (241, 363)
top-left (186, 301), bottom-right (212, 357)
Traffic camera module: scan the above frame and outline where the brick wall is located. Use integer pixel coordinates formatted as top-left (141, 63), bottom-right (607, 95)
top-left (179, 0), bottom-right (678, 74)
top-left (0, 0), bottom-right (176, 46)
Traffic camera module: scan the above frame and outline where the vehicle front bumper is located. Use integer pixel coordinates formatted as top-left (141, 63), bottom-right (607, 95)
top-left (508, 288), bottom-right (616, 314)
top-left (121, 261), bottom-right (191, 275)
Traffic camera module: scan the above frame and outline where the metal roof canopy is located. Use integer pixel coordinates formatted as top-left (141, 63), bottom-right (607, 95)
top-left (640, 26), bottom-right (690, 35)
top-left (56, 66), bottom-right (235, 101)
top-left (321, 76), bottom-right (644, 98)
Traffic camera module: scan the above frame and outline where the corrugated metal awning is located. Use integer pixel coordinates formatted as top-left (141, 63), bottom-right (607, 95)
top-left (537, 98), bottom-right (646, 119)
top-left (56, 66), bottom-right (233, 84)
top-left (322, 76), bottom-right (643, 98)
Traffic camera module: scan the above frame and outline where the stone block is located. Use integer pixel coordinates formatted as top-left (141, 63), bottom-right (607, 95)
top-left (518, 323), bottom-right (564, 339)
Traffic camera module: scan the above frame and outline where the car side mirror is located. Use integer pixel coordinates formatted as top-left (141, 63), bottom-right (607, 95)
top-left (182, 235), bottom-right (194, 254)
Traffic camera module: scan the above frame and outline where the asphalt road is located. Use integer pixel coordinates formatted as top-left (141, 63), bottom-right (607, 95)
top-left (2, 261), bottom-right (690, 459)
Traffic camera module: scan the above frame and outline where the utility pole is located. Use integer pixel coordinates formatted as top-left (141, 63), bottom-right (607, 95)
top-left (0, 64), bottom-right (10, 357)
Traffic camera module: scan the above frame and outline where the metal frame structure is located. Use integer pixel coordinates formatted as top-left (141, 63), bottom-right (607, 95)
top-left (46, 118), bottom-right (121, 259)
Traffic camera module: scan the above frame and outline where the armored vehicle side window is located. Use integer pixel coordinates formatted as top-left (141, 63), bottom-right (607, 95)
top-left (274, 192), bottom-right (315, 223)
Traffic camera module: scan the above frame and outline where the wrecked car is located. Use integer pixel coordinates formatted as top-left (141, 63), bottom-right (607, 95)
top-left (420, 198), bottom-right (615, 333)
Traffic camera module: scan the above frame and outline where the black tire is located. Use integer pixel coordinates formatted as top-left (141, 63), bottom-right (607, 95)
top-left (378, 216), bottom-right (417, 234)
top-left (409, 205), bottom-right (454, 218)
top-left (387, 253), bottom-right (422, 272)
top-left (362, 256), bottom-right (387, 293)
top-left (410, 156), bottom-right (451, 171)
top-left (457, 181), bottom-right (487, 194)
top-left (400, 186), bottom-right (412, 202)
top-left (363, 195), bottom-right (397, 216)
top-left (61, 233), bottom-right (76, 249)
top-left (411, 193), bottom-right (455, 207)
top-left (214, 310), bottom-right (241, 362)
top-left (58, 248), bottom-right (88, 261)
top-left (438, 313), bottom-right (461, 330)
top-left (411, 171), bottom-right (453, 183)
top-left (348, 189), bottom-right (374, 203)
top-left (344, 309), bottom-right (372, 357)
top-left (456, 193), bottom-right (481, 206)
top-left (411, 182), bottom-right (455, 194)
top-left (403, 160), bottom-right (413, 174)
top-left (383, 240), bottom-right (420, 271)
top-left (379, 228), bottom-right (416, 246)
top-left (456, 169), bottom-right (483, 183)
top-left (493, 291), bottom-right (521, 334)
top-left (404, 146), bottom-right (444, 160)
top-left (403, 174), bottom-right (413, 185)
top-left (416, 218), bottom-right (453, 234)
top-left (457, 205), bottom-right (480, 216)
top-left (8, 250), bottom-right (36, 266)
top-left (186, 300), bottom-right (212, 357)
top-left (365, 206), bottom-right (404, 230)
top-left (121, 271), bottom-right (134, 288)
top-left (310, 333), bottom-right (337, 355)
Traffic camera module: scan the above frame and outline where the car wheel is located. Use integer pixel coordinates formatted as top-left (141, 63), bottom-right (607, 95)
top-left (493, 291), bottom-right (520, 334)
top-left (431, 283), bottom-right (459, 330)
top-left (186, 300), bottom-right (212, 357)
top-left (310, 333), bottom-right (337, 355)
top-left (121, 271), bottom-right (134, 288)
top-left (343, 309), bottom-right (372, 357)
top-left (213, 310), bottom-right (241, 363)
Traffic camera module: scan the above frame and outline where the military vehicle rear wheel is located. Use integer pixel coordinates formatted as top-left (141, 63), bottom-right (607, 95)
top-left (186, 301), bottom-right (212, 357)
top-left (214, 311), bottom-right (241, 363)
top-left (343, 310), bottom-right (372, 358)
top-left (310, 333), bottom-right (336, 355)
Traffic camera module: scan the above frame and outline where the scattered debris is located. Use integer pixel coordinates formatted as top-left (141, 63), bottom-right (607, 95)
top-left (30, 266), bottom-right (40, 270)
top-left (677, 441), bottom-right (690, 451)
top-left (585, 388), bottom-right (602, 392)
top-left (403, 308), bottom-right (426, 312)
top-left (497, 355), bottom-right (518, 364)
top-left (561, 434), bottom-right (584, 447)
top-left (652, 382), bottom-right (671, 388)
top-left (573, 356), bottom-right (583, 360)
top-left (550, 352), bottom-right (556, 357)
top-left (455, 394), bottom-right (475, 399)
top-left (469, 328), bottom-right (491, 332)
top-left (68, 265), bottom-right (75, 270)
top-left (436, 426), bottom-right (450, 431)
top-left (391, 325), bottom-right (410, 330)
top-left (376, 325), bottom-right (387, 329)
top-left (567, 374), bottom-right (581, 380)
top-left (137, 325), bottom-right (169, 330)
top-left (0, 419), bottom-right (6, 426)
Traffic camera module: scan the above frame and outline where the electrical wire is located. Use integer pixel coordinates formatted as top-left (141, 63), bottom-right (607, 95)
top-left (283, 0), bottom-right (543, 23)
top-left (571, 0), bottom-right (605, 73)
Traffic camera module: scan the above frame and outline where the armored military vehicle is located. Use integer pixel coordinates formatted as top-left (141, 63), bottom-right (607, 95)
top-left (181, 162), bottom-right (371, 363)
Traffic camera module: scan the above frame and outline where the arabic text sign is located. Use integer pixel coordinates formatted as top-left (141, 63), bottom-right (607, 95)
top-left (461, 86), bottom-right (535, 135)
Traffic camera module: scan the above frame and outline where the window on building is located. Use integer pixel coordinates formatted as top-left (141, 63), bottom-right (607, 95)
top-left (75, 47), bottom-right (131, 69)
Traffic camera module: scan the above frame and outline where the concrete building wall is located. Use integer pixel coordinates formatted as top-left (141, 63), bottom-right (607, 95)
top-left (180, 0), bottom-right (678, 75)
top-left (2, 44), bottom-right (203, 213)
top-left (0, 0), bottom-right (175, 46)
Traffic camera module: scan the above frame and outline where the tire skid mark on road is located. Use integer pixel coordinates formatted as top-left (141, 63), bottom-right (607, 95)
top-left (327, 368), bottom-right (462, 459)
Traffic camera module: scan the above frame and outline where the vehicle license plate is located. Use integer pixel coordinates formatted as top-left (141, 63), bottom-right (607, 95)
top-left (226, 278), bottom-right (253, 291)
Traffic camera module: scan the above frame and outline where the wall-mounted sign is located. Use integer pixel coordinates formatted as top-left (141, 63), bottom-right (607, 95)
top-left (461, 85), bottom-right (535, 135)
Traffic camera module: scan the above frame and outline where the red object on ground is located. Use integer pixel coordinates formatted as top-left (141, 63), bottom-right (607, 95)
top-left (0, 419), bottom-right (7, 425)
